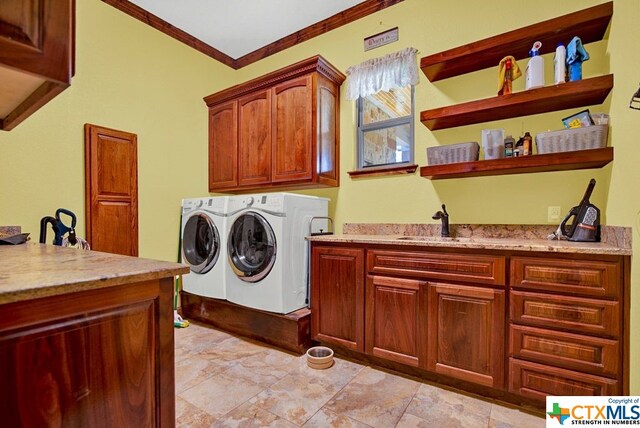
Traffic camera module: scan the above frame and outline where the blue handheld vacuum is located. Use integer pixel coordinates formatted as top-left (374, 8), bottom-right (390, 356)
top-left (39, 208), bottom-right (78, 246)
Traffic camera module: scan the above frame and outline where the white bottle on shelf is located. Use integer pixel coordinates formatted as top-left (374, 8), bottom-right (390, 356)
top-left (525, 41), bottom-right (545, 90)
top-left (554, 43), bottom-right (566, 84)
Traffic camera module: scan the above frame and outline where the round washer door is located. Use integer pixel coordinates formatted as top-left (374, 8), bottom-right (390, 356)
top-left (228, 212), bottom-right (276, 283)
top-left (182, 213), bottom-right (221, 274)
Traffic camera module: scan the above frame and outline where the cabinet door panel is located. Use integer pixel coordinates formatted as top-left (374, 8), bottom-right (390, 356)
top-left (427, 283), bottom-right (504, 388)
top-left (272, 75), bottom-right (313, 183)
top-left (311, 246), bottom-right (365, 351)
top-left (0, 301), bottom-right (157, 427)
top-left (208, 101), bottom-right (238, 190)
top-left (238, 90), bottom-right (271, 186)
top-left (317, 75), bottom-right (339, 186)
top-left (366, 276), bottom-right (426, 367)
top-left (0, 0), bottom-right (72, 83)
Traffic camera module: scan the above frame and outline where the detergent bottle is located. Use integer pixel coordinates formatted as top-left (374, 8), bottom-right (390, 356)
top-left (525, 41), bottom-right (545, 90)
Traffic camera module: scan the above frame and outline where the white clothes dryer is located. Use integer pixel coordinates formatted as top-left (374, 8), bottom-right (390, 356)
top-left (181, 196), bottom-right (228, 299)
top-left (225, 193), bottom-right (328, 314)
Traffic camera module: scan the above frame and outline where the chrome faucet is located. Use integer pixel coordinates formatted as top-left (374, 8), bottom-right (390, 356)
top-left (432, 204), bottom-right (450, 237)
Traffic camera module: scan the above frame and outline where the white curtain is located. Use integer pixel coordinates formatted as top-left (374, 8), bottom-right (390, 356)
top-left (345, 47), bottom-right (419, 100)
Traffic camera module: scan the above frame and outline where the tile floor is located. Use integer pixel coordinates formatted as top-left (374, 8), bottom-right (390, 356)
top-left (175, 321), bottom-right (545, 427)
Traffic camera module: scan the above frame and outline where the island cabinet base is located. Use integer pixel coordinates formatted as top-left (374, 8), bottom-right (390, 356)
top-left (0, 277), bottom-right (175, 427)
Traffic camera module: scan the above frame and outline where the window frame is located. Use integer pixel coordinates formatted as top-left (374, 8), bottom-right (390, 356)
top-left (356, 85), bottom-right (415, 171)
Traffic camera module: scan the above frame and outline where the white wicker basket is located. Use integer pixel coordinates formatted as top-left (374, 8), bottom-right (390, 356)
top-left (427, 142), bottom-right (479, 165)
top-left (535, 125), bottom-right (608, 154)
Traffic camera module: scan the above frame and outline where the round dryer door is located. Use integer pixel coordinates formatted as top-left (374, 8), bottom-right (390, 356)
top-left (182, 213), bottom-right (220, 274)
top-left (228, 212), bottom-right (276, 283)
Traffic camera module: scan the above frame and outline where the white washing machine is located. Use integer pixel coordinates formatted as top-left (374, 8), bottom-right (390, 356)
top-left (225, 193), bottom-right (328, 314)
top-left (181, 196), bottom-right (228, 299)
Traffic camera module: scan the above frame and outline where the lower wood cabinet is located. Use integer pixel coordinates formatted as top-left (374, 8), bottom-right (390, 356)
top-left (0, 279), bottom-right (175, 427)
top-left (427, 283), bottom-right (505, 388)
top-left (311, 246), bottom-right (365, 351)
top-left (365, 275), bottom-right (427, 367)
top-left (310, 242), bottom-right (629, 409)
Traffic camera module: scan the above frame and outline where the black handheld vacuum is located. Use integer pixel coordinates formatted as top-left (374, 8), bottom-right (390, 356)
top-left (557, 179), bottom-right (601, 242)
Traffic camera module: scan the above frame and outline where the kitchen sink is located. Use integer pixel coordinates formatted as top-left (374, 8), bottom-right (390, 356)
top-left (395, 236), bottom-right (466, 242)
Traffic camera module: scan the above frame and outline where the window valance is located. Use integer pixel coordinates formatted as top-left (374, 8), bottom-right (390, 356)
top-left (345, 47), bottom-right (419, 100)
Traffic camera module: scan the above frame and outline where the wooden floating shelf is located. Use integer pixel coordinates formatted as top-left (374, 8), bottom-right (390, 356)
top-left (420, 2), bottom-right (612, 82)
top-left (347, 163), bottom-right (418, 178)
top-left (420, 147), bottom-right (613, 180)
top-left (420, 75), bottom-right (613, 131)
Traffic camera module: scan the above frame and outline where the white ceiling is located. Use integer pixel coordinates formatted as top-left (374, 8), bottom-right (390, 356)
top-left (129, 0), bottom-right (366, 59)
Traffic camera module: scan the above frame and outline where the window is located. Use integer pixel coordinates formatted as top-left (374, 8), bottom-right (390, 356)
top-left (345, 47), bottom-right (419, 173)
top-left (357, 85), bottom-right (414, 170)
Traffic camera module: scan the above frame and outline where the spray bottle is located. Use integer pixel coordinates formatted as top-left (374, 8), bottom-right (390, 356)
top-left (525, 41), bottom-right (545, 90)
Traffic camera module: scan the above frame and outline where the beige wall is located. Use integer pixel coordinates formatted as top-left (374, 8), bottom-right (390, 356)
top-left (0, 0), bottom-right (236, 261)
top-left (1, 0), bottom-right (637, 392)
top-left (235, 0), bottom-right (640, 393)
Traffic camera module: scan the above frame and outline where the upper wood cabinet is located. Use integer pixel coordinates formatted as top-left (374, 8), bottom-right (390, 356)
top-left (204, 56), bottom-right (345, 193)
top-left (0, 0), bottom-right (75, 131)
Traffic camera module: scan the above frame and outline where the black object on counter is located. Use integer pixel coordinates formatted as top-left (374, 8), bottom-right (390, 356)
top-left (0, 233), bottom-right (30, 245)
top-left (558, 178), bottom-right (601, 242)
top-left (39, 208), bottom-right (78, 245)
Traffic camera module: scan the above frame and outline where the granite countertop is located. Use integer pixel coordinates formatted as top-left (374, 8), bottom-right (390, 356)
top-left (0, 243), bottom-right (189, 305)
top-left (307, 224), bottom-right (632, 256)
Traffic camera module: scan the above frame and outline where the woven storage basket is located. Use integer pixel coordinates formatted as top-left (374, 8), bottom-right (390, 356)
top-left (427, 142), bottom-right (479, 165)
top-left (535, 125), bottom-right (608, 154)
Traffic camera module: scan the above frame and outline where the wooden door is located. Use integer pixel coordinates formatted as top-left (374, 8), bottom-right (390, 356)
top-left (427, 282), bottom-right (505, 388)
top-left (208, 101), bottom-right (238, 190)
top-left (311, 246), bottom-right (365, 351)
top-left (238, 90), bottom-right (271, 187)
top-left (366, 276), bottom-right (427, 367)
top-left (271, 75), bottom-right (313, 183)
top-left (84, 124), bottom-right (138, 256)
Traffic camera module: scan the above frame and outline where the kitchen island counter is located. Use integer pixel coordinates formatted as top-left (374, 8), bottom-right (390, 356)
top-left (0, 242), bottom-right (188, 304)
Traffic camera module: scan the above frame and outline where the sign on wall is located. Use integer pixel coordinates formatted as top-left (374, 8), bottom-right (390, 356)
top-left (364, 27), bottom-right (399, 51)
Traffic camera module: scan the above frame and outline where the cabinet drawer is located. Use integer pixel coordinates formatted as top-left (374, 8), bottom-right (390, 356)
top-left (511, 291), bottom-right (619, 338)
top-left (509, 358), bottom-right (619, 401)
top-left (511, 257), bottom-right (621, 298)
top-left (368, 250), bottom-right (505, 286)
top-left (510, 325), bottom-right (619, 377)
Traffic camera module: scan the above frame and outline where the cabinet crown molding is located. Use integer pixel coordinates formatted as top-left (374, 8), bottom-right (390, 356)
top-left (204, 55), bottom-right (345, 106)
